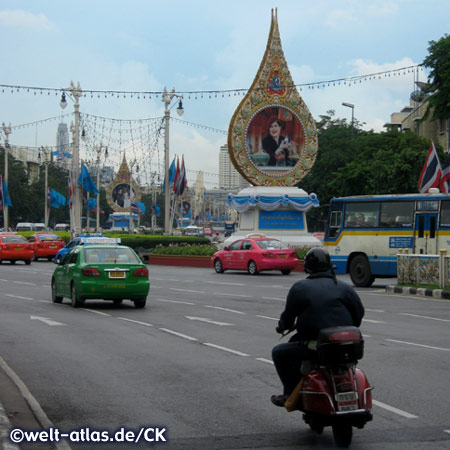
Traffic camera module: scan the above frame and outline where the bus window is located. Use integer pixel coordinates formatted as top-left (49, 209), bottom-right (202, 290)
top-left (440, 200), bottom-right (450, 227)
top-left (344, 202), bottom-right (379, 228)
top-left (327, 211), bottom-right (342, 238)
top-left (418, 215), bottom-right (425, 238)
top-left (430, 216), bottom-right (436, 239)
top-left (380, 201), bottom-right (414, 228)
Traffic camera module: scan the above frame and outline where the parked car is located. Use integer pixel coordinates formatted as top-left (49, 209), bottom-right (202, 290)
top-left (52, 244), bottom-right (150, 308)
top-left (0, 232), bottom-right (34, 265)
top-left (15, 222), bottom-right (35, 232)
top-left (55, 234), bottom-right (120, 261)
top-left (211, 237), bottom-right (298, 275)
top-left (28, 233), bottom-right (65, 261)
top-left (54, 223), bottom-right (70, 232)
top-left (34, 223), bottom-right (46, 231)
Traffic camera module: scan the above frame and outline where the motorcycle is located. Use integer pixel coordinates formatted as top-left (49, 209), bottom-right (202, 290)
top-left (283, 326), bottom-right (373, 447)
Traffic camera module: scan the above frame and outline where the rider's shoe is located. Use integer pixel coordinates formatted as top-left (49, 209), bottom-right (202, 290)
top-left (270, 394), bottom-right (288, 407)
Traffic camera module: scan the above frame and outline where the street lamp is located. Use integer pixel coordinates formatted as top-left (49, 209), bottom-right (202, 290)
top-left (60, 81), bottom-right (82, 238)
top-left (342, 102), bottom-right (355, 139)
top-left (162, 87), bottom-right (184, 234)
top-left (38, 147), bottom-right (50, 229)
top-left (94, 144), bottom-right (107, 232)
top-left (2, 122), bottom-right (12, 231)
top-left (128, 160), bottom-right (139, 233)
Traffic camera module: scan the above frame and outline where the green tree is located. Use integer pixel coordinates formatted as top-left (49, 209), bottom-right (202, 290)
top-left (422, 34), bottom-right (450, 121)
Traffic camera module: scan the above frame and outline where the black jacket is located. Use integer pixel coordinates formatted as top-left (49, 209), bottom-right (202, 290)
top-left (278, 272), bottom-right (365, 340)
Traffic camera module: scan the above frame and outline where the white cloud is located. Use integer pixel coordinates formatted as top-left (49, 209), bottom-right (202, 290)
top-left (0, 10), bottom-right (55, 31)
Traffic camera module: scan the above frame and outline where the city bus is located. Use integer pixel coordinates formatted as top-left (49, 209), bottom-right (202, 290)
top-left (323, 190), bottom-right (450, 287)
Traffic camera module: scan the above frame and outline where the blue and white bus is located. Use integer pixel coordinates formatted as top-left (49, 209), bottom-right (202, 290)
top-left (323, 190), bottom-right (450, 287)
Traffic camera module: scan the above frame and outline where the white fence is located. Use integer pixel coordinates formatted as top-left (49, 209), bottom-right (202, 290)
top-left (397, 249), bottom-right (449, 288)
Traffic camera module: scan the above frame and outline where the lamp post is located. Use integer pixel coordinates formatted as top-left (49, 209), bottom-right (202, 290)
top-left (2, 122), bottom-right (11, 231)
top-left (162, 87), bottom-right (184, 234)
top-left (60, 81), bottom-right (82, 238)
top-left (38, 147), bottom-right (50, 229)
top-left (342, 102), bottom-right (355, 139)
top-left (128, 160), bottom-right (139, 233)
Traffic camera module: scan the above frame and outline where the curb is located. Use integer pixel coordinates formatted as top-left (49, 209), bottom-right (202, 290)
top-left (386, 285), bottom-right (450, 300)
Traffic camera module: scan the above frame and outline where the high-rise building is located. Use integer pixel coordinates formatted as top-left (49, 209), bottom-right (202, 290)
top-left (219, 145), bottom-right (247, 189)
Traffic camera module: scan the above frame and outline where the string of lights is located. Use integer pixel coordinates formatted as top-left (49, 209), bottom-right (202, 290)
top-left (0, 64), bottom-right (422, 99)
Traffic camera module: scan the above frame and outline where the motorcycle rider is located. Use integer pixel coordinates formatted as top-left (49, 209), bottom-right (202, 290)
top-left (271, 247), bottom-right (365, 407)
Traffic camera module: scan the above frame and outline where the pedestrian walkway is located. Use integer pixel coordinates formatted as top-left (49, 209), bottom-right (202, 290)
top-left (386, 285), bottom-right (450, 300)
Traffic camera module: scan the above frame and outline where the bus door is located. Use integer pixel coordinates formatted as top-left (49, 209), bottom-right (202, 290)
top-left (414, 213), bottom-right (438, 254)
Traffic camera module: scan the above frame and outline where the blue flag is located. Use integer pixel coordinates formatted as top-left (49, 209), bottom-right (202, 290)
top-left (87, 197), bottom-right (97, 211)
top-left (49, 189), bottom-right (66, 209)
top-left (78, 163), bottom-right (99, 195)
top-left (162, 157), bottom-right (176, 192)
top-left (2, 177), bottom-right (12, 207)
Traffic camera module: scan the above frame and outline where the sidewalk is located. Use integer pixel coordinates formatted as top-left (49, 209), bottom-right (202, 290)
top-left (386, 285), bottom-right (450, 300)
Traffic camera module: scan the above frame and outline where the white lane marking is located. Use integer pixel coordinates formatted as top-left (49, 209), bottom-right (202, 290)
top-left (0, 278), bottom-right (9, 281)
top-left (386, 339), bottom-right (450, 352)
top-left (80, 309), bottom-right (111, 316)
top-left (204, 305), bottom-right (246, 315)
top-left (170, 288), bottom-right (205, 294)
top-left (213, 292), bottom-right (251, 298)
top-left (30, 315), bottom-right (66, 326)
top-left (155, 298), bottom-right (195, 305)
top-left (13, 281), bottom-right (35, 286)
top-left (400, 313), bottom-right (450, 323)
top-left (256, 315), bottom-right (278, 321)
top-left (5, 294), bottom-right (33, 300)
top-left (117, 317), bottom-right (153, 327)
top-left (362, 334), bottom-right (371, 338)
top-left (203, 343), bottom-right (249, 357)
top-left (159, 328), bottom-right (198, 341)
top-left (203, 281), bottom-right (246, 286)
top-left (444, 430), bottom-right (450, 434)
top-left (262, 297), bottom-right (284, 301)
top-left (372, 400), bottom-right (418, 419)
top-left (366, 309), bottom-right (385, 313)
top-left (185, 316), bottom-right (233, 326)
top-left (363, 319), bottom-right (386, 324)
top-left (256, 358), bottom-right (274, 365)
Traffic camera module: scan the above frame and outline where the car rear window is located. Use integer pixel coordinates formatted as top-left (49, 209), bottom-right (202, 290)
top-left (84, 247), bottom-right (140, 264)
top-left (256, 240), bottom-right (287, 249)
top-left (38, 234), bottom-right (61, 241)
top-left (3, 236), bottom-right (28, 243)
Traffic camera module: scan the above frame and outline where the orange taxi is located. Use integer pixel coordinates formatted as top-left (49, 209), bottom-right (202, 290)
top-left (0, 232), bottom-right (34, 265)
top-left (28, 233), bottom-right (66, 261)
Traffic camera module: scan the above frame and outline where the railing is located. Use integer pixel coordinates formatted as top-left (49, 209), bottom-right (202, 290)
top-left (397, 249), bottom-right (449, 289)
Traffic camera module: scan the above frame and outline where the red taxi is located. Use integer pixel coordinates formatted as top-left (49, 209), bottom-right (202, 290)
top-left (211, 237), bottom-right (298, 275)
top-left (29, 233), bottom-right (65, 261)
top-left (0, 232), bottom-right (34, 265)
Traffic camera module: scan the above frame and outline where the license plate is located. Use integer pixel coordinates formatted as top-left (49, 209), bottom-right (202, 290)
top-left (108, 271), bottom-right (126, 279)
top-left (49, 245), bottom-right (57, 248)
top-left (278, 254), bottom-right (286, 258)
top-left (336, 392), bottom-right (358, 411)
top-left (15, 247), bottom-right (23, 250)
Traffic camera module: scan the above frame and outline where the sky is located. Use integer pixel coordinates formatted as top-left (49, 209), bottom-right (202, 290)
top-left (0, 0), bottom-right (449, 189)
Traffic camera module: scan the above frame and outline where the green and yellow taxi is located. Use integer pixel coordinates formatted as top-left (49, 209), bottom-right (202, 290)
top-left (51, 244), bottom-right (150, 308)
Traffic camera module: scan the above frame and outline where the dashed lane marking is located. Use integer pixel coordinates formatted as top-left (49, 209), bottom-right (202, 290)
top-left (170, 288), bottom-right (205, 294)
top-left (386, 339), bottom-right (450, 352)
top-left (212, 292), bottom-right (252, 298)
top-left (117, 317), bottom-right (153, 327)
top-left (256, 358), bottom-right (274, 365)
top-left (5, 294), bottom-right (33, 300)
top-left (155, 298), bottom-right (196, 305)
top-left (203, 343), bottom-right (249, 357)
top-left (204, 305), bottom-right (246, 315)
top-left (79, 309), bottom-right (111, 317)
top-left (400, 313), bottom-right (450, 323)
top-left (159, 328), bottom-right (198, 341)
top-left (256, 315), bottom-right (278, 321)
top-left (363, 319), bottom-right (386, 324)
top-left (372, 400), bottom-right (418, 419)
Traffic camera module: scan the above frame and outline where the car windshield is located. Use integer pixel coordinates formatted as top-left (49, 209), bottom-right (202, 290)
top-left (84, 247), bottom-right (140, 264)
top-left (255, 239), bottom-right (287, 250)
top-left (3, 236), bottom-right (27, 243)
top-left (38, 234), bottom-right (60, 241)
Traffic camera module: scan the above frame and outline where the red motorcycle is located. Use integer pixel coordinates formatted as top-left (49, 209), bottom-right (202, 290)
top-left (284, 326), bottom-right (373, 447)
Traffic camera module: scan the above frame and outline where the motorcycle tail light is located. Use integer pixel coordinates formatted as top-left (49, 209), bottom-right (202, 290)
top-left (81, 268), bottom-right (101, 277)
top-left (133, 268), bottom-right (149, 277)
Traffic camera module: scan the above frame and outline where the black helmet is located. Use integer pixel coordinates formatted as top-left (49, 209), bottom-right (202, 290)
top-left (304, 247), bottom-right (332, 274)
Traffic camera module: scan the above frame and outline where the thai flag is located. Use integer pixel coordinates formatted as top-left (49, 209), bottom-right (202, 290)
top-left (440, 152), bottom-right (450, 193)
top-left (418, 141), bottom-right (442, 193)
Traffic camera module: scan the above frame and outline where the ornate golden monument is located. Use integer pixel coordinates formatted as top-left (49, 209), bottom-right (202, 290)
top-left (228, 9), bottom-right (318, 186)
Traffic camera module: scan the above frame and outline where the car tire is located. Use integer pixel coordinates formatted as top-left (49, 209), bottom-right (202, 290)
top-left (248, 260), bottom-right (259, 275)
top-left (113, 299), bottom-right (123, 304)
top-left (51, 279), bottom-right (63, 304)
top-left (134, 298), bottom-right (146, 309)
top-left (47, 256), bottom-right (53, 261)
top-left (71, 283), bottom-right (83, 308)
top-left (281, 269), bottom-right (291, 275)
top-left (214, 258), bottom-right (224, 274)
top-left (11, 260), bottom-right (16, 265)
top-left (25, 260), bottom-right (31, 265)
top-left (33, 255), bottom-right (38, 261)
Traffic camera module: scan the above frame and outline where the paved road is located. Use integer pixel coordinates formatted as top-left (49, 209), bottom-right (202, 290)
top-left (1, 262), bottom-right (449, 449)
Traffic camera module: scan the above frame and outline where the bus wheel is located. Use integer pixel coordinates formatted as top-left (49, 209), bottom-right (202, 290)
top-left (349, 255), bottom-right (374, 287)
